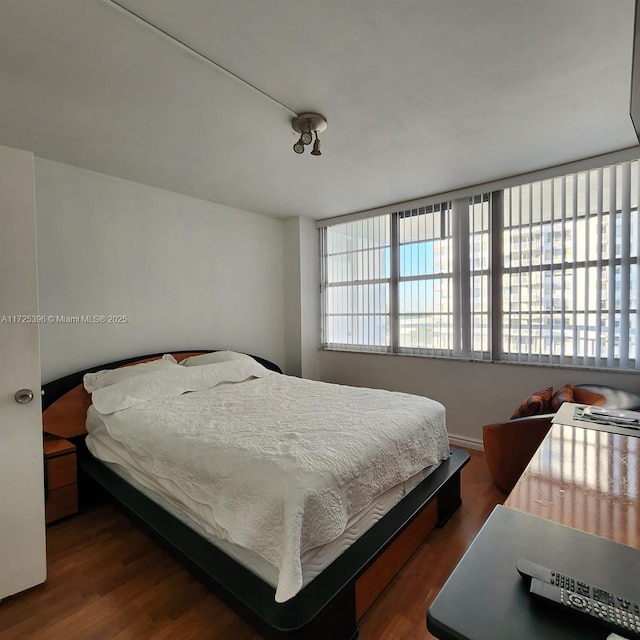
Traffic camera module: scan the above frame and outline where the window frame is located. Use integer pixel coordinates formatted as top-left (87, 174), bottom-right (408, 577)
top-left (319, 153), bottom-right (640, 371)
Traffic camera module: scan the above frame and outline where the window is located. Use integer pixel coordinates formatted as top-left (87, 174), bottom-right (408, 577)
top-left (322, 216), bottom-right (391, 350)
top-left (396, 197), bottom-right (491, 357)
top-left (321, 159), bottom-right (640, 370)
top-left (502, 164), bottom-right (639, 368)
top-left (398, 203), bottom-right (455, 355)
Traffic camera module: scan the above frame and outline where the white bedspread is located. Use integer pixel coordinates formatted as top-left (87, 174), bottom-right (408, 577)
top-left (86, 360), bottom-right (449, 602)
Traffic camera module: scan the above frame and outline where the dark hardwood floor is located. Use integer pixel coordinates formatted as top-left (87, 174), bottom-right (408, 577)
top-left (0, 449), bottom-right (504, 639)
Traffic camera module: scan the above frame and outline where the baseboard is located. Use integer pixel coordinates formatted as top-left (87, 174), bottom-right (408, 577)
top-left (448, 433), bottom-right (484, 451)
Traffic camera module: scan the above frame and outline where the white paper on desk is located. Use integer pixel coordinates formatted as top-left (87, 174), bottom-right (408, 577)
top-left (551, 401), bottom-right (639, 428)
top-left (608, 633), bottom-right (631, 640)
top-left (552, 402), bottom-right (590, 427)
top-left (584, 406), bottom-right (640, 424)
top-left (552, 402), bottom-right (640, 438)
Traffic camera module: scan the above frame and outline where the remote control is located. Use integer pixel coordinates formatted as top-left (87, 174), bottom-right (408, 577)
top-left (529, 578), bottom-right (640, 638)
top-left (517, 560), bottom-right (640, 614)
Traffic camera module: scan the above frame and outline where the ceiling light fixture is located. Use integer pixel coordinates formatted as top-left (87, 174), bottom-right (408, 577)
top-left (310, 131), bottom-right (321, 156)
top-left (293, 136), bottom-right (306, 154)
top-left (291, 113), bottom-right (327, 156)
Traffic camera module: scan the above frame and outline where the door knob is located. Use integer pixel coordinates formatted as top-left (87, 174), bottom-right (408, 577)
top-left (15, 389), bottom-right (34, 404)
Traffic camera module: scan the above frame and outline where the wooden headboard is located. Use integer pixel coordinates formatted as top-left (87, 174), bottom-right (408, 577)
top-left (42, 350), bottom-right (282, 440)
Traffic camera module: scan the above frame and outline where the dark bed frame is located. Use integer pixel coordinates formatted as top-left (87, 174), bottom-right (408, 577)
top-left (42, 350), bottom-right (470, 640)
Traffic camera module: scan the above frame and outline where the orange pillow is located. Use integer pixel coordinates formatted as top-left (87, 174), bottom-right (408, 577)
top-left (511, 387), bottom-right (553, 419)
top-left (550, 384), bottom-right (574, 411)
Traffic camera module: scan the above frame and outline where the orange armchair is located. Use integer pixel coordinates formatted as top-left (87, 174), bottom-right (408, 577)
top-left (482, 415), bottom-right (553, 493)
top-left (483, 384), bottom-right (640, 494)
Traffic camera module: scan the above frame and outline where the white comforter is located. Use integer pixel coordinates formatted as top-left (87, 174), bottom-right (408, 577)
top-left (85, 359), bottom-right (449, 602)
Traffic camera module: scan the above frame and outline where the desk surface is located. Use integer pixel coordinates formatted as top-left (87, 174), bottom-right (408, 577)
top-left (428, 421), bottom-right (640, 640)
top-left (505, 422), bottom-right (640, 549)
top-left (427, 505), bottom-right (640, 640)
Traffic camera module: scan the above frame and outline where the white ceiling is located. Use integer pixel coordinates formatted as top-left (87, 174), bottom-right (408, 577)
top-left (0, 0), bottom-right (637, 219)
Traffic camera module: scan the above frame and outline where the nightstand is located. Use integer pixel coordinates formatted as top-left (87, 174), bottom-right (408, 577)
top-left (43, 435), bottom-right (78, 524)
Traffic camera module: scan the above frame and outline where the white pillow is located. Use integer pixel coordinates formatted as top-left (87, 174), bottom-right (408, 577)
top-left (180, 350), bottom-right (253, 367)
top-left (92, 358), bottom-right (272, 414)
top-left (84, 354), bottom-right (178, 393)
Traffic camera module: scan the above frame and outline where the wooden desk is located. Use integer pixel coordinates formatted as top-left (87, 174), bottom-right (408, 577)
top-left (505, 422), bottom-right (640, 550)
top-left (428, 422), bottom-right (640, 640)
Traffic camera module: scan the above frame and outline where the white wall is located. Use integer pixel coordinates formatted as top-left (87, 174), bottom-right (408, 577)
top-left (35, 159), bottom-right (285, 382)
top-left (283, 216), bottom-right (320, 379)
top-left (283, 218), bottom-right (302, 377)
top-left (318, 350), bottom-right (640, 447)
top-left (299, 217), bottom-right (320, 380)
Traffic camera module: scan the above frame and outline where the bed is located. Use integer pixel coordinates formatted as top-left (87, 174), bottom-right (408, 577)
top-left (42, 350), bottom-right (469, 640)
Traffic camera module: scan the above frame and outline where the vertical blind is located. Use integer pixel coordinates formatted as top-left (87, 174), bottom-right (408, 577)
top-left (398, 203), bottom-right (453, 356)
top-left (501, 161), bottom-right (639, 368)
top-left (396, 196), bottom-right (491, 358)
top-left (322, 215), bottom-right (391, 350)
top-left (322, 197), bottom-right (492, 358)
top-left (321, 157), bottom-right (639, 370)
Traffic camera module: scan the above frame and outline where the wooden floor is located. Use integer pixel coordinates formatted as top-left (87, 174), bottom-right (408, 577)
top-left (0, 449), bottom-right (504, 640)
